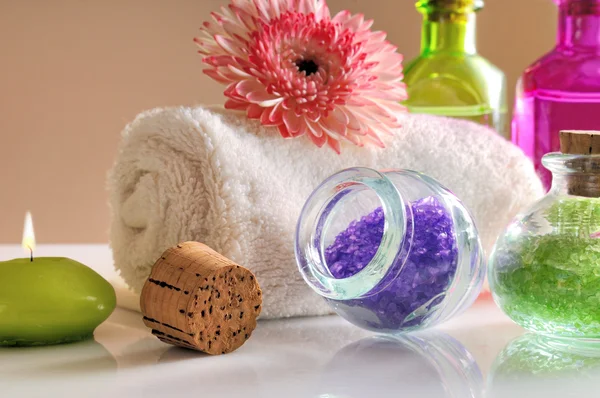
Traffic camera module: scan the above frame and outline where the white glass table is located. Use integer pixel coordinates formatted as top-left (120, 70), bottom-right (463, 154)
top-left (0, 245), bottom-right (597, 398)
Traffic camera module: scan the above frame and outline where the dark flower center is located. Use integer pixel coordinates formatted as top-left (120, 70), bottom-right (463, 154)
top-left (296, 59), bottom-right (319, 76)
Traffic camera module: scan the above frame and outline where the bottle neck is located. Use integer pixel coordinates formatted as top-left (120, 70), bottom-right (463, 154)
top-left (551, 173), bottom-right (600, 197)
top-left (557, 1), bottom-right (600, 50)
top-left (421, 11), bottom-right (477, 55)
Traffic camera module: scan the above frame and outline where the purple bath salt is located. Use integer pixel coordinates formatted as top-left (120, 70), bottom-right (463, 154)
top-left (324, 197), bottom-right (459, 331)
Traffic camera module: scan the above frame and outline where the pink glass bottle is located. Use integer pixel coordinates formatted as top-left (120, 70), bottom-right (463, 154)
top-left (512, 0), bottom-right (600, 189)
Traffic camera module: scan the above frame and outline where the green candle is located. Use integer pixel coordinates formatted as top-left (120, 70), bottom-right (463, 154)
top-left (0, 213), bottom-right (116, 346)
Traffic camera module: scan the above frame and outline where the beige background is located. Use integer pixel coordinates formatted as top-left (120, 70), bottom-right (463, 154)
top-left (0, 0), bottom-right (555, 243)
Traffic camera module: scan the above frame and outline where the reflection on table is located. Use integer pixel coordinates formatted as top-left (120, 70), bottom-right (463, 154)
top-left (316, 331), bottom-right (483, 398)
top-left (489, 333), bottom-right (600, 398)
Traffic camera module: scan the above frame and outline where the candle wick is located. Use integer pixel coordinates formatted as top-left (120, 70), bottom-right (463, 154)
top-left (28, 246), bottom-right (33, 262)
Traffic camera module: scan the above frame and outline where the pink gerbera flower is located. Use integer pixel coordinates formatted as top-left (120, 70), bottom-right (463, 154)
top-left (195, 0), bottom-right (407, 153)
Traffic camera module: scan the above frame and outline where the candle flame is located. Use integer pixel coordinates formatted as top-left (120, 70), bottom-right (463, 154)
top-left (22, 211), bottom-right (36, 255)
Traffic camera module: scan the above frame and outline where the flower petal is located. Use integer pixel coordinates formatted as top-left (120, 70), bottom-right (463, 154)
top-left (283, 109), bottom-right (303, 134)
top-left (332, 10), bottom-right (351, 24)
top-left (235, 79), bottom-right (264, 96)
top-left (326, 136), bottom-right (342, 154)
top-left (278, 123), bottom-right (293, 139)
top-left (214, 35), bottom-right (245, 58)
top-left (294, 121), bottom-right (308, 138)
top-left (246, 90), bottom-right (281, 105)
top-left (342, 108), bottom-right (363, 131)
top-left (269, 0), bottom-right (281, 17)
top-left (260, 106), bottom-right (276, 126)
top-left (258, 98), bottom-right (284, 108)
top-left (203, 68), bottom-right (233, 84)
top-left (282, 97), bottom-right (295, 110)
top-left (252, 0), bottom-right (271, 20)
top-left (247, 103), bottom-right (264, 119)
top-left (269, 102), bottom-right (284, 124)
top-left (331, 107), bottom-right (349, 125)
top-left (305, 119), bottom-right (324, 138)
top-left (227, 64), bottom-right (252, 78)
top-left (364, 130), bottom-right (386, 148)
top-left (306, 109), bottom-right (321, 123)
top-left (224, 99), bottom-right (250, 111)
top-left (321, 114), bottom-right (348, 137)
top-left (307, 125), bottom-right (328, 147)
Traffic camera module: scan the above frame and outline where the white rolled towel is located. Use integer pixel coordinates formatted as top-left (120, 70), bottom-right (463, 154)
top-left (108, 106), bottom-right (543, 318)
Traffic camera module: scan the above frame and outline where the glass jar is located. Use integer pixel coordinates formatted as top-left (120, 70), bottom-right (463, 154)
top-left (489, 152), bottom-right (600, 339)
top-left (295, 167), bottom-right (485, 333)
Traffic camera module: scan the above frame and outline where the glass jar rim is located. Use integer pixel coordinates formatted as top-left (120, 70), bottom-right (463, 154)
top-left (542, 152), bottom-right (600, 174)
top-left (555, 0), bottom-right (600, 15)
top-left (294, 168), bottom-right (407, 301)
top-left (417, 0), bottom-right (484, 12)
top-left (554, 0), bottom-right (600, 5)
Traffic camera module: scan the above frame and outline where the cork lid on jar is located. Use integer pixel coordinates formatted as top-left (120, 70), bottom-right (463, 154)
top-left (560, 130), bottom-right (600, 155)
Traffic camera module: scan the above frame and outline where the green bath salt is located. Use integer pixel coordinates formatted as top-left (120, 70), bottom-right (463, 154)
top-left (491, 198), bottom-right (600, 338)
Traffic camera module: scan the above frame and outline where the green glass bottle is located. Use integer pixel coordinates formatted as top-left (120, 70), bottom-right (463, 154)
top-left (404, 0), bottom-right (507, 133)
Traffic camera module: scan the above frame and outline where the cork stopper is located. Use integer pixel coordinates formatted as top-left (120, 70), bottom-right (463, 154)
top-left (560, 130), bottom-right (600, 155)
top-left (559, 130), bottom-right (600, 197)
top-left (140, 242), bottom-right (262, 355)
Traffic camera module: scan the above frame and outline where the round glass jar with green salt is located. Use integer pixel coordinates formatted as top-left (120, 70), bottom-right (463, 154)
top-left (489, 144), bottom-right (600, 339)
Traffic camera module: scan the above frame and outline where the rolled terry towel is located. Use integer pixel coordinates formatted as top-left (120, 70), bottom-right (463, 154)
top-left (108, 106), bottom-right (543, 319)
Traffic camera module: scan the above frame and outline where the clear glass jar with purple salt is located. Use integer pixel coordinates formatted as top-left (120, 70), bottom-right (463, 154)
top-left (295, 168), bottom-right (485, 333)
